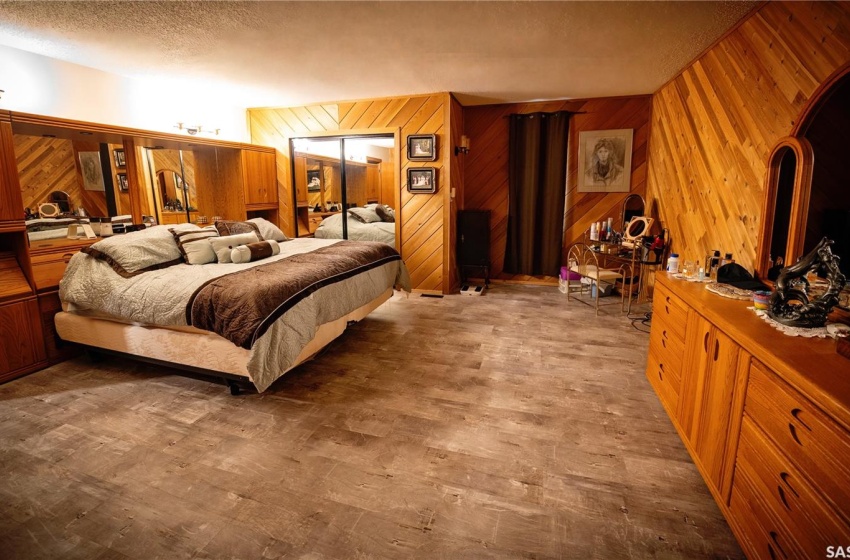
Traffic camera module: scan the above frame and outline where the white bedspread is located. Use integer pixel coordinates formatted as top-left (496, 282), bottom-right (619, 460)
top-left (59, 238), bottom-right (410, 391)
top-left (314, 212), bottom-right (396, 245)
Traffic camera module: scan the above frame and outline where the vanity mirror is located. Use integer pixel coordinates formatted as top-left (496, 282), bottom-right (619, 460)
top-left (143, 148), bottom-right (198, 225)
top-left (14, 133), bottom-right (131, 242)
top-left (621, 193), bottom-right (646, 232)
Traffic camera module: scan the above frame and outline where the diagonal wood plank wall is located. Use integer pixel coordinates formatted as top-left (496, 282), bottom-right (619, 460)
top-left (14, 135), bottom-right (109, 217)
top-left (248, 94), bottom-right (454, 294)
top-left (646, 1), bottom-right (850, 272)
top-left (463, 96), bottom-right (652, 278)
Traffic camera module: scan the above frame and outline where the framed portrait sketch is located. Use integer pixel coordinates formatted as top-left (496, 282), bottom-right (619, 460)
top-left (113, 148), bottom-right (126, 168)
top-left (577, 129), bottom-right (633, 193)
top-left (306, 170), bottom-right (321, 192)
top-left (407, 134), bottom-right (437, 161)
top-left (407, 167), bottom-right (436, 193)
top-left (78, 151), bottom-right (105, 192)
top-left (116, 172), bottom-right (129, 192)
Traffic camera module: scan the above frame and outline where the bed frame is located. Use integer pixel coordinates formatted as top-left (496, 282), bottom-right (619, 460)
top-left (55, 288), bottom-right (393, 394)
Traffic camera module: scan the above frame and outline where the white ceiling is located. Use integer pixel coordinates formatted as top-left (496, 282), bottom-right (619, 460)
top-left (0, 1), bottom-right (757, 108)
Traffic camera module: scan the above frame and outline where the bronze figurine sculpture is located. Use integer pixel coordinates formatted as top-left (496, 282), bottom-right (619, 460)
top-left (768, 238), bottom-right (846, 328)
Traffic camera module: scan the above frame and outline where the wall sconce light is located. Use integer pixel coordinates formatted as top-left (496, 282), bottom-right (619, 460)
top-left (455, 135), bottom-right (470, 156)
top-left (175, 122), bottom-right (220, 136)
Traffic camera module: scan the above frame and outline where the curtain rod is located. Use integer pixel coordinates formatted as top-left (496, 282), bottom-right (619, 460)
top-left (503, 111), bottom-right (585, 118)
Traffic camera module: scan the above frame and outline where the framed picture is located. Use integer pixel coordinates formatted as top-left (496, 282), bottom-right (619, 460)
top-left (113, 148), bottom-right (126, 168)
top-left (306, 170), bottom-right (321, 192)
top-left (116, 172), bottom-right (129, 192)
top-left (577, 129), bottom-right (633, 193)
top-left (78, 151), bottom-right (105, 191)
top-left (407, 134), bottom-right (437, 161)
top-left (407, 167), bottom-right (436, 193)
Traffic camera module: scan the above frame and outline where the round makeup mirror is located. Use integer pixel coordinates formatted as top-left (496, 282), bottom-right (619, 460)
top-left (623, 216), bottom-right (655, 247)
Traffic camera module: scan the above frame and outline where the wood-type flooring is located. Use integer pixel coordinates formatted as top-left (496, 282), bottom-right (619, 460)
top-left (0, 284), bottom-right (743, 559)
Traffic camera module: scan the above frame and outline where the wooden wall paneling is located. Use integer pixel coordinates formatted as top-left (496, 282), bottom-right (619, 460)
top-left (121, 138), bottom-right (145, 222)
top-left (447, 95), bottom-right (464, 292)
top-left (462, 96), bottom-right (652, 279)
top-left (646, 1), bottom-right (850, 272)
top-left (0, 119), bottom-right (24, 222)
top-left (248, 93), bottom-right (452, 294)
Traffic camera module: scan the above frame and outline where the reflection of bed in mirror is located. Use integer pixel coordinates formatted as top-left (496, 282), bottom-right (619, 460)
top-left (314, 205), bottom-right (396, 245)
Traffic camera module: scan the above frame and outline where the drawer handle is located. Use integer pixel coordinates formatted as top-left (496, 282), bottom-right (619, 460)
top-left (779, 472), bottom-right (799, 498)
top-left (768, 531), bottom-right (788, 559)
top-left (713, 339), bottom-right (719, 361)
top-left (665, 305), bottom-right (670, 314)
top-left (662, 339), bottom-right (667, 349)
top-left (790, 408), bottom-right (812, 431)
top-left (777, 486), bottom-right (791, 510)
top-left (662, 329), bottom-right (667, 339)
top-left (62, 252), bottom-right (75, 263)
top-left (665, 296), bottom-right (671, 304)
top-left (703, 332), bottom-right (709, 353)
top-left (788, 423), bottom-right (804, 446)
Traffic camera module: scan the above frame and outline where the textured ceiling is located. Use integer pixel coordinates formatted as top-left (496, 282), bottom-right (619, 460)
top-left (0, 1), bottom-right (758, 108)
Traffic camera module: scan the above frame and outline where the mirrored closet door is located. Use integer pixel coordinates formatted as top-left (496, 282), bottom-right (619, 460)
top-left (291, 135), bottom-right (396, 247)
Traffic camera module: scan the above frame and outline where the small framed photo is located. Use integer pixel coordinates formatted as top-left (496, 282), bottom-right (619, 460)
top-left (113, 148), bottom-right (126, 168)
top-left (306, 170), bottom-right (321, 192)
top-left (407, 134), bottom-right (437, 161)
top-left (116, 172), bottom-right (129, 192)
top-left (407, 167), bottom-right (436, 193)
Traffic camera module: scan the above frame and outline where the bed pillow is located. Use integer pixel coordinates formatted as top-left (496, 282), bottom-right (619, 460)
top-left (214, 220), bottom-right (264, 240)
top-left (248, 217), bottom-right (288, 242)
top-left (170, 225), bottom-right (219, 265)
top-left (230, 240), bottom-right (281, 264)
top-left (81, 224), bottom-right (198, 278)
top-left (348, 207), bottom-right (382, 224)
top-left (375, 204), bottom-right (395, 223)
top-left (209, 232), bottom-right (260, 263)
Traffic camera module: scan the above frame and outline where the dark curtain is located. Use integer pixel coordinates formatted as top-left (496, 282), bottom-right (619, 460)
top-left (504, 111), bottom-right (570, 275)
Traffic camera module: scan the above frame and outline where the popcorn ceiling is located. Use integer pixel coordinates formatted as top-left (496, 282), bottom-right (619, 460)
top-left (0, 0), bottom-right (758, 107)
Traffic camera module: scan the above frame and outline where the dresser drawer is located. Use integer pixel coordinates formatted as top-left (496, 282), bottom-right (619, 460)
top-left (729, 466), bottom-right (806, 560)
top-left (736, 415), bottom-right (849, 557)
top-left (652, 283), bottom-right (689, 338)
top-left (648, 312), bottom-right (685, 376)
top-left (647, 347), bottom-right (680, 414)
top-left (745, 359), bottom-right (850, 524)
top-left (31, 252), bottom-right (75, 290)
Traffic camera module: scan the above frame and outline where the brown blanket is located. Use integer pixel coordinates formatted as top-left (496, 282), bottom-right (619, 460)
top-left (187, 241), bottom-right (402, 349)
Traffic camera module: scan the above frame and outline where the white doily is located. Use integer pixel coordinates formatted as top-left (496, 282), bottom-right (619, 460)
top-left (751, 307), bottom-right (850, 338)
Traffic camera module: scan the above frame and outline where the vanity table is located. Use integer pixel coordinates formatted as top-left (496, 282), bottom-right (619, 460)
top-left (566, 238), bottom-right (662, 314)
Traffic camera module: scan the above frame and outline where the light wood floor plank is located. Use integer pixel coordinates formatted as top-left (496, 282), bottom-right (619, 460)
top-left (0, 284), bottom-right (742, 559)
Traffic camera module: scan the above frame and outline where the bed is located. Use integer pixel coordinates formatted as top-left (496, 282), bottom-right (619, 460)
top-left (314, 205), bottom-right (396, 245)
top-left (56, 222), bottom-right (410, 393)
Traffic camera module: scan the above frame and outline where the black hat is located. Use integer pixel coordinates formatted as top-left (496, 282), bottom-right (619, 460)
top-left (717, 263), bottom-right (769, 291)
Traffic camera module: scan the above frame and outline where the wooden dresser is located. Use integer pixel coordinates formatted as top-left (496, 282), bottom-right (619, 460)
top-left (29, 237), bottom-right (97, 364)
top-left (647, 272), bottom-right (850, 559)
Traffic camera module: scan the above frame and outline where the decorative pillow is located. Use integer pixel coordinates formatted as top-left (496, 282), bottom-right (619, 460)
top-left (209, 232), bottom-right (260, 263)
top-left (348, 207), bottom-right (382, 224)
top-left (248, 217), bottom-right (288, 242)
top-left (81, 224), bottom-right (198, 278)
top-left (230, 240), bottom-right (281, 264)
top-left (375, 204), bottom-right (395, 223)
top-left (170, 225), bottom-right (219, 265)
top-left (214, 220), bottom-right (264, 240)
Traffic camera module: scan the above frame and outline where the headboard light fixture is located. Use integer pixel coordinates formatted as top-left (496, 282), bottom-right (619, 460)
top-left (175, 122), bottom-right (220, 136)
